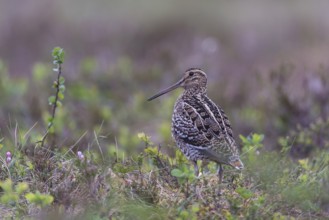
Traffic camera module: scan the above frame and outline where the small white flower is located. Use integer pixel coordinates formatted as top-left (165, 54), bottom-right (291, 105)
top-left (77, 151), bottom-right (84, 160)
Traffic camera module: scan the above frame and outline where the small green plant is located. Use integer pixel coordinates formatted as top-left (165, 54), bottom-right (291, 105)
top-left (0, 179), bottom-right (28, 206)
top-left (235, 187), bottom-right (253, 200)
top-left (171, 165), bottom-right (196, 199)
top-left (171, 165), bottom-right (196, 185)
top-left (0, 179), bottom-right (29, 217)
top-left (240, 133), bottom-right (265, 166)
top-left (137, 132), bottom-right (152, 146)
top-left (25, 191), bottom-right (54, 208)
top-left (0, 179), bottom-right (54, 211)
top-left (240, 133), bottom-right (264, 153)
top-left (39, 47), bottom-right (66, 147)
top-left (176, 203), bottom-right (200, 220)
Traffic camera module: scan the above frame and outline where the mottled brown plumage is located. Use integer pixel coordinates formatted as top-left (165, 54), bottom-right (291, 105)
top-left (148, 68), bottom-right (244, 182)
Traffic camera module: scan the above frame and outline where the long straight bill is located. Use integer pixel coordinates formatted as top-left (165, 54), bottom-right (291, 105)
top-left (147, 78), bottom-right (183, 101)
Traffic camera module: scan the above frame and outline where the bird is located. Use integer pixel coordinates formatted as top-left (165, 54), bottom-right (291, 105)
top-left (148, 68), bottom-right (244, 182)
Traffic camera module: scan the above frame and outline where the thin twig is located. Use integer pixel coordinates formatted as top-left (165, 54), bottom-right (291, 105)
top-left (38, 63), bottom-right (62, 147)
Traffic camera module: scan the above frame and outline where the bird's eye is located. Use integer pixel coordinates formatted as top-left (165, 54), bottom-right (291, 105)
top-left (189, 72), bottom-right (194, 76)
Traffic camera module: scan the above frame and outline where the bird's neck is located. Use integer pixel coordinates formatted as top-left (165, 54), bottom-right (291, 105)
top-left (183, 87), bottom-right (207, 98)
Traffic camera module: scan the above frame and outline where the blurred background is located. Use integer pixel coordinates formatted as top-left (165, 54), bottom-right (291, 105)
top-left (1, 0), bottom-right (329, 158)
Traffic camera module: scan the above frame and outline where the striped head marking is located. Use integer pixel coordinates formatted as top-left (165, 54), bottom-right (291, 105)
top-left (182, 68), bottom-right (207, 90)
top-left (147, 68), bottom-right (207, 101)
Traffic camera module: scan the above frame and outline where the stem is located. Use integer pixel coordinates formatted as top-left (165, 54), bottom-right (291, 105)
top-left (50, 64), bottom-right (62, 125)
top-left (39, 63), bottom-right (62, 147)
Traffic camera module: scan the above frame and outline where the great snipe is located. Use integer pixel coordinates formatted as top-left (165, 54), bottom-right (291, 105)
top-left (148, 68), bottom-right (244, 182)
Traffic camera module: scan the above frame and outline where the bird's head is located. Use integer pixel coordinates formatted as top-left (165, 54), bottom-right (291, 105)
top-left (148, 68), bottom-right (208, 101)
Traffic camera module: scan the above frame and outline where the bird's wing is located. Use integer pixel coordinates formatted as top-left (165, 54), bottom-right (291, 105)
top-left (172, 100), bottom-right (212, 148)
top-left (201, 96), bottom-right (240, 155)
top-left (202, 96), bottom-right (235, 140)
top-left (185, 96), bottom-right (239, 155)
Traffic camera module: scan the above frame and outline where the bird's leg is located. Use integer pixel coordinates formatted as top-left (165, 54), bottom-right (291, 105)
top-left (217, 163), bottom-right (223, 183)
top-left (192, 160), bottom-right (199, 177)
top-left (201, 160), bottom-right (210, 174)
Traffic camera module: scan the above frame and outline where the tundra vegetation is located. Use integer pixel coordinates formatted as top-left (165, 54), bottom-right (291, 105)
top-left (0, 47), bottom-right (328, 219)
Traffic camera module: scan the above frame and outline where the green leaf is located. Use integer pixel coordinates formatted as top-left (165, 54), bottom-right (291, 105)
top-left (52, 47), bottom-right (65, 64)
top-left (252, 134), bottom-right (264, 143)
top-left (53, 81), bottom-right (58, 88)
top-left (137, 132), bottom-right (146, 139)
top-left (25, 192), bottom-right (35, 202)
top-left (191, 204), bottom-right (200, 213)
top-left (0, 193), bottom-right (18, 204)
top-left (299, 174), bottom-right (308, 182)
top-left (0, 179), bottom-right (13, 192)
top-left (25, 192), bottom-right (54, 207)
top-left (171, 169), bottom-right (184, 178)
top-left (42, 194), bottom-right (54, 206)
top-left (59, 84), bottom-right (65, 92)
top-left (58, 92), bottom-right (64, 100)
top-left (16, 182), bottom-right (29, 195)
top-left (239, 134), bottom-right (248, 143)
top-left (59, 76), bottom-right (65, 84)
top-left (26, 161), bottom-right (34, 170)
top-left (144, 147), bottom-right (158, 156)
top-left (137, 132), bottom-right (151, 144)
top-left (47, 117), bottom-right (54, 123)
top-left (298, 159), bottom-right (309, 170)
top-left (48, 96), bottom-right (56, 105)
